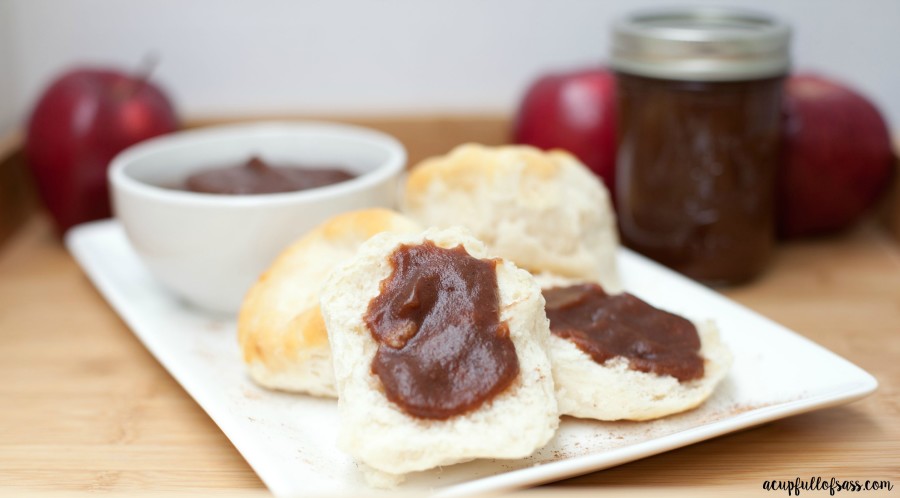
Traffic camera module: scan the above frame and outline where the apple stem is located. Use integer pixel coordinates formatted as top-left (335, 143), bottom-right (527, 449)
top-left (126, 53), bottom-right (160, 98)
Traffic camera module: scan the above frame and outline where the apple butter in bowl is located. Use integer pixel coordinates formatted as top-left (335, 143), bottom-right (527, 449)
top-left (109, 121), bottom-right (406, 314)
top-left (185, 156), bottom-right (356, 195)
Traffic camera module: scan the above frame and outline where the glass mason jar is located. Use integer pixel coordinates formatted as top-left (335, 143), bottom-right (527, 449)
top-left (611, 8), bottom-right (791, 285)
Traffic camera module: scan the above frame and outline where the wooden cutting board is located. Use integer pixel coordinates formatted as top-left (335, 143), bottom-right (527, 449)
top-left (1, 117), bottom-right (899, 496)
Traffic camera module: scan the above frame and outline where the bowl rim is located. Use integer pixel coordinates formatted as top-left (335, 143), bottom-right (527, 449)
top-left (109, 120), bottom-right (407, 207)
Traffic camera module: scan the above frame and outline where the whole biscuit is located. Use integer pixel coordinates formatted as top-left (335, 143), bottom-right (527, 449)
top-left (403, 143), bottom-right (621, 291)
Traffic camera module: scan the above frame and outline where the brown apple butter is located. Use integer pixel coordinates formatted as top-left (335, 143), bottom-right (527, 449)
top-left (363, 241), bottom-right (519, 420)
top-left (543, 283), bottom-right (703, 382)
top-left (611, 8), bottom-right (791, 285)
top-left (185, 156), bottom-right (354, 194)
top-left (616, 74), bottom-right (783, 284)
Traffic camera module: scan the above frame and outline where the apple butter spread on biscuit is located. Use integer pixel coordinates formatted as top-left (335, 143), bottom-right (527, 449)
top-left (186, 156), bottom-right (355, 194)
top-left (543, 283), bottom-right (703, 382)
top-left (363, 240), bottom-right (519, 419)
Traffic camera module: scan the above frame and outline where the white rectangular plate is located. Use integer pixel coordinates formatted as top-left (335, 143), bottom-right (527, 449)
top-left (66, 219), bottom-right (877, 497)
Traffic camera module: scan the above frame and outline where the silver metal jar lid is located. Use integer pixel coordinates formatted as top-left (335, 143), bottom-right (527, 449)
top-left (611, 7), bottom-right (791, 81)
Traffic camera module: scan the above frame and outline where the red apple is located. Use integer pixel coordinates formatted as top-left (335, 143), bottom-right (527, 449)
top-left (512, 67), bottom-right (617, 196)
top-left (26, 66), bottom-right (179, 234)
top-left (779, 74), bottom-right (895, 238)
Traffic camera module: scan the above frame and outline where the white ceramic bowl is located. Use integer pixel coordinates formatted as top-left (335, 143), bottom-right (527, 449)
top-left (109, 121), bottom-right (406, 314)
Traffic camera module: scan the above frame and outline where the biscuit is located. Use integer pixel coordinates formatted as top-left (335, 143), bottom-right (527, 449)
top-left (551, 320), bottom-right (731, 421)
top-left (320, 226), bottom-right (559, 481)
top-left (237, 208), bottom-right (420, 397)
top-left (402, 144), bottom-right (621, 291)
top-left (535, 274), bottom-right (731, 421)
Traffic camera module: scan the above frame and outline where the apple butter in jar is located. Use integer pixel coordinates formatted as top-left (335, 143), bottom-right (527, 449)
top-left (612, 8), bottom-right (791, 285)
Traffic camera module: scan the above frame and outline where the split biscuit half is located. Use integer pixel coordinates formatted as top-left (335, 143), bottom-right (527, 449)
top-left (320, 226), bottom-right (559, 482)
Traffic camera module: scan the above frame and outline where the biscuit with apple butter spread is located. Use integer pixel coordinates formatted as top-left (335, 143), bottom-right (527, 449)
top-left (534, 274), bottom-right (732, 421)
top-left (238, 208), bottom-right (420, 397)
top-left (320, 227), bottom-right (558, 483)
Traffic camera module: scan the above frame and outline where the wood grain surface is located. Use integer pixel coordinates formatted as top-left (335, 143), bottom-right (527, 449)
top-left (1, 118), bottom-right (898, 496)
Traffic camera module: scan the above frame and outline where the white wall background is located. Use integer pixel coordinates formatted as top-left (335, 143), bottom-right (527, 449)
top-left (0, 0), bottom-right (16, 135)
top-left (2, 0), bottom-right (900, 135)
